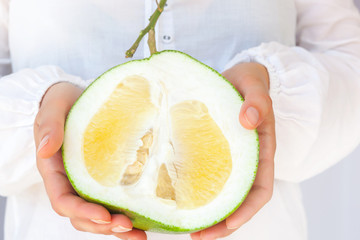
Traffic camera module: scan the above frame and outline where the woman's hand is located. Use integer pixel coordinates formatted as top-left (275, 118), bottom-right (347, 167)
top-left (33, 82), bottom-right (147, 240)
top-left (191, 62), bottom-right (276, 240)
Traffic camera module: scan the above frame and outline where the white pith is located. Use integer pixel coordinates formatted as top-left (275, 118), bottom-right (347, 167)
top-left (63, 51), bottom-right (258, 230)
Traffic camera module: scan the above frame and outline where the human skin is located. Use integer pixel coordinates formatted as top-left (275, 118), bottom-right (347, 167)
top-left (34, 62), bottom-right (275, 240)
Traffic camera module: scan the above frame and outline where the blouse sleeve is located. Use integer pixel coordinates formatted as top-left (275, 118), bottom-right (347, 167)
top-left (0, 0), bottom-right (89, 196)
top-left (224, 0), bottom-right (360, 182)
top-left (0, 67), bottom-right (88, 196)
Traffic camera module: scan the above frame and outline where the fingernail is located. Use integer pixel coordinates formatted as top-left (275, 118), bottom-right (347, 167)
top-left (111, 225), bottom-right (132, 233)
top-left (90, 219), bottom-right (111, 224)
top-left (226, 219), bottom-right (239, 230)
top-left (37, 135), bottom-right (49, 153)
top-left (226, 224), bottom-right (239, 230)
top-left (245, 107), bottom-right (259, 127)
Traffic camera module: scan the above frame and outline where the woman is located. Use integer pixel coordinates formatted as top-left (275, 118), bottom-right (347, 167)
top-left (1, 0), bottom-right (360, 239)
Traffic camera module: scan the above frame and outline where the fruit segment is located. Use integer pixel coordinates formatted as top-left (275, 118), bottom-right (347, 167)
top-left (170, 100), bottom-right (232, 209)
top-left (83, 76), bottom-right (157, 186)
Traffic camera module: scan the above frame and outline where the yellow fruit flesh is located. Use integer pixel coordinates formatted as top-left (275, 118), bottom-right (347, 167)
top-left (170, 101), bottom-right (232, 209)
top-left (83, 75), bottom-right (157, 186)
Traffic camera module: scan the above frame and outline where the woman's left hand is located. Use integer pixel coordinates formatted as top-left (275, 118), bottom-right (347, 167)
top-left (191, 62), bottom-right (276, 240)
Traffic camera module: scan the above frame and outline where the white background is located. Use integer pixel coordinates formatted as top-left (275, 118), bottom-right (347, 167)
top-left (1, 1), bottom-right (360, 239)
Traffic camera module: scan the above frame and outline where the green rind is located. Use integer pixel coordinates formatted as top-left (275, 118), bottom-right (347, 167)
top-left (151, 50), bottom-right (245, 102)
top-left (62, 50), bottom-right (258, 233)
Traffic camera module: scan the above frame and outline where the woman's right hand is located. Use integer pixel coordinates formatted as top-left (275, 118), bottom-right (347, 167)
top-left (33, 82), bottom-right (147, 240)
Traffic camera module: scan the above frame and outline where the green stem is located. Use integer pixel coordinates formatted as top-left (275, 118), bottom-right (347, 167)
top-left (125, 0), bottom-right (167, 58)
top-left (148, 29), bottom-right (157, 55)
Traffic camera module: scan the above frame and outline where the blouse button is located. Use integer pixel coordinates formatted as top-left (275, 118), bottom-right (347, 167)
top-left (164, 2), bottom-right (171, 11)
top-left (162, 35), bottom-right (173, 43)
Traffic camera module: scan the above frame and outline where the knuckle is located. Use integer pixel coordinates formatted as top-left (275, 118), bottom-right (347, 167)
top-left (114, 233), bottom-right (131, 239)
top-left (41, 117), bottom-right (63, 130)
top-left (247, 92), bottom-right (272, 106)
top-left (259, 94), bottom-right (273, 110)
top-left (268, 193), bottom-right (273, 202)
top-left (34, 108), bottom-right (66, 132)
top-left (33, 114), bottom-right (43, 137)
top-left (239, 71), bottom-right (255, 83)
top-left (264, 188), bottom-right (273, 203)
top-left (70, 219), bottom-right (85, 232)
top-left (265, 95), bottom-right (273, 108)
top-left (51, 202), bottom-right (65, 217)
top-left (99, 230), bottom-right (112, 236)
top-left (35, 159), bottom-right (42, 172)
top-left (254, 94), bottom-right (273, 118)
top-left (49, 118), bottom-right (64, 131)
top-left (34, 112), bottom-right (41, 127)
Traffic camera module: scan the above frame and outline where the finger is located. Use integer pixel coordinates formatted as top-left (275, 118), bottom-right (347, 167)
top-left (34, 82), bottom-right (83, 159)
top-left (70, 214), bottom-right (133, 235)
top-left (190, 231), bottom-right (201, 240)
top-left (70, 219), bottom-right (113, 235)
top-left (226, 115), bottom-right (275, 229)
top-left (37, 151), bottom-right (112, 222)
top-left (222, 64), bottom-right (271, 130)
top-left (238, 82), bottom-right (272, 130)
top-left (34, 107), bottom-right (66, 159)
top-left (225, 185), bottom-right (272, 230)
top-left (222, 62), bottom-right (269, 92)
top-left (194, 221), bottom-right (237, 240)
top-left (113, 228), bottom-right (147, 240)
top-left (55, 191), bottom-right (112, 221)
top-left (108, 214), bottom-right (133, 233)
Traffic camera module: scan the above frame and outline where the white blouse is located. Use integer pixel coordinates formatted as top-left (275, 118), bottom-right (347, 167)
top-left (0, 0), bottom-right (360, 239)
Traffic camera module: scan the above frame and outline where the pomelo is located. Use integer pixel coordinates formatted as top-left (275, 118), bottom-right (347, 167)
top-left (62, 50), bottom-right (258, 233)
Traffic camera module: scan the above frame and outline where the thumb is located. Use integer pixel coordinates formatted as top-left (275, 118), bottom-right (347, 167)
top-left (34, 82), bottom-right (83, 159)
top-left (35, 106), bottom-right (66, 159)
top-left (239, 92), bottom-right (272, 130)
top-left (222, 62), bottom-right (271, 130)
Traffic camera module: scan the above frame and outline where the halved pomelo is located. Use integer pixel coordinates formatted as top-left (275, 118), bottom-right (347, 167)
top-left (62, 50), bottom-right (258, 233)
